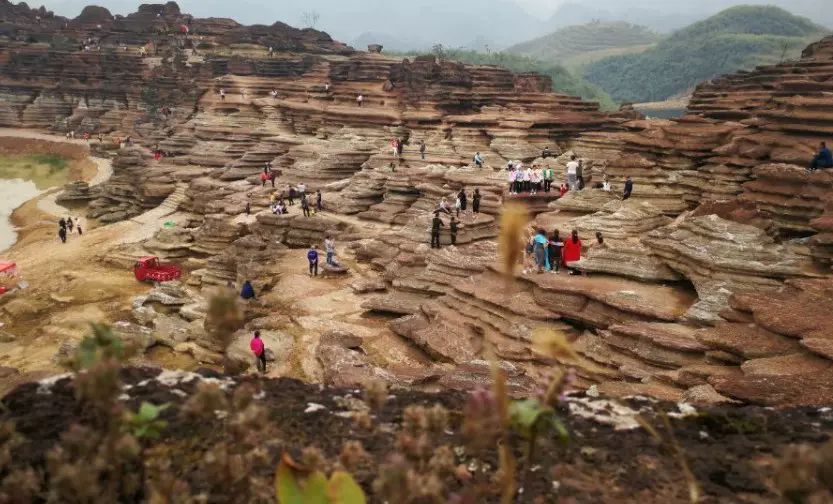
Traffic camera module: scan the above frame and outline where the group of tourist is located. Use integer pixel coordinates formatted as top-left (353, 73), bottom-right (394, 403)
top-left (429, 187), bottom-right (483, 248)
top-left (261, 182), bottom-right (322, 217)
top-left (57, 217), bottom-right (83, 244)
top-left (506, 155), bottom-right (584, 196)
top-left (523, 228), bottom-right (605, 276)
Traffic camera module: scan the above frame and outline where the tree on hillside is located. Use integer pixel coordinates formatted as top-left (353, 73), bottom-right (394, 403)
top-left (300, 11), bottom-right (320, 29)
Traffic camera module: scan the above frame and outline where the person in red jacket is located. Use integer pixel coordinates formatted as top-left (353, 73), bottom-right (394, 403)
top-left (561, 229), bottom-right (583, 275)
top-left (559, 183), bottom-right (568, 197)
top-left (250, 330), bottom-right (266, 373)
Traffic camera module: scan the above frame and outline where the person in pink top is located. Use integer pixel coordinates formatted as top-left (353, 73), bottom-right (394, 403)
top-left (250, 330), bottom-right (266, 373)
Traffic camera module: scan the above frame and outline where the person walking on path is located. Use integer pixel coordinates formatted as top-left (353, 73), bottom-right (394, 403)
top-left (431, 212), bottom-right (444, 249)
top-left (66, 217), bottom-right (74, 233)
top-left (250, 331), bottom-right (267, 374)
top-left (472, 188), bottom-right (481, 215)
top-left (58, 226), bottom-right (67, 244)
top-left (623, 176), bottom-right (633, 200)
top-left (241, 280), bottom-right (256, 300)
top-left (325, 236), bottom-right (335, 265)
top-left (419, 140), bottom-right (426, 160)
top-left (76, 220), bottom-right (83, 235)
top-left (301, 194), bottom-right (311, 217)
top-left (308, 247), bottom-right (319, 276)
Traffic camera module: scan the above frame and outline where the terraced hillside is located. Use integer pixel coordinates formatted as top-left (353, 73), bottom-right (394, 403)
top-left (507, 21), bottom-right (661, 70)
top-left (584, 6), bottom-right (831, 103)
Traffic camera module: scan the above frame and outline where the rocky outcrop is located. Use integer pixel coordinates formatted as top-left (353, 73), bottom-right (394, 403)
top-left (642, 215), bottom-right (820, 324)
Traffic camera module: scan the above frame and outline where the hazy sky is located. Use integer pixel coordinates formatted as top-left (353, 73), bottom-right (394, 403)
top-left (30, 0), bottom-right (832, 49)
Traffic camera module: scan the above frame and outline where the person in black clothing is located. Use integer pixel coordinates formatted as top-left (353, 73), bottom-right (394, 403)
top-left (315, 190), bottom-right (323, 213)
top-left (419, 140), bottom-right (426, 160)
top-left (542, 146), bottom-right (552, 159)
top-left (548, 229), bottom-right (562, 274)
top-left (287, 185), bottom-right (296, 205)
top-left (245, 200), bottom-right (251, 216)
top-left (458, 188), bottom-right (467, 213)
top-left (623, 176), bottom-right (633, 200)
top-left (59, 218), bottom-right (66, 230)
top-left (450, 216), bottom-right (458, 246)
top-left (270, 171), bottom-right (276, 188)
top-left (58, 226), bottom-right (67, 244)
top-left (301, 194), bottom-right (311, 217)
top-left (472, 189), bottom-right (481, 214)
top-left (66, 217), bottom-right (74, 233)
top-left (431, 212), bottom-right (443, 249)
top-left (810, 141), bottom-right (833, 171)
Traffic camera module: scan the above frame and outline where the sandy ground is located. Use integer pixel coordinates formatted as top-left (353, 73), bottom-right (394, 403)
top-left (0, 129), bottom-right (423, 383)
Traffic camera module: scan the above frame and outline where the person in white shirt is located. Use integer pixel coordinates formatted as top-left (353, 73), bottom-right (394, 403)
top-left (523, 166), bottom-right (532, 193)
top-left (531, 166), bottom-right (542, 195)
top-left (357, 94), bottom-right (363, 107)
top-left (565, 155), bottom-right (580, 191)
top-left (602, 175), bottom-right (611, 192)
top-left (298, 183), bottom-right (307, 196)
top-left (507, 169), bottom-right (517, 194)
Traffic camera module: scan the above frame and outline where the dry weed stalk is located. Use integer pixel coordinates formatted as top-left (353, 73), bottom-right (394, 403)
top-left (497, 203), bottom-right (529, 283)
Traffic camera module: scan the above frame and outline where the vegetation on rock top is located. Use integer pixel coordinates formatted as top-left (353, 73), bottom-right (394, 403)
top-left (583, 6), bottom-right (831, 103)
top-left (505, 21), bottom-right (662, 72)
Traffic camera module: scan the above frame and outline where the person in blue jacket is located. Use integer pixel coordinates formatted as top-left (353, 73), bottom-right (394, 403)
top-left (307, 246), bottom-right (319, 276)
top-left (240, 280), bottom-right (256, 300)
top-left (810, 141), bottom-right (833, 171)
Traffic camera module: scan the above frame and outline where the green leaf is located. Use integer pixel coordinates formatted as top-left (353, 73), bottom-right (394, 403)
top-left (329, 471), bottom-right (367, 504)
top-left (302, 471), bottom-right (329, 504)
top-left (137, 402), bottom-right (169, 421)
top-left (551, 416), bottom-right (570, 442)
top-left (275, 457), bottom-right (304, 504)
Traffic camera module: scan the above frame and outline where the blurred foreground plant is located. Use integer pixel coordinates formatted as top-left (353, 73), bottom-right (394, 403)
top-left (275, 452), bottom-right (366, 504)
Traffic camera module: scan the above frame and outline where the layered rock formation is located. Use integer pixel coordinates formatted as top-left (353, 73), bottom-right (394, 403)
top-left (4, 3), bottom-right (833, 408)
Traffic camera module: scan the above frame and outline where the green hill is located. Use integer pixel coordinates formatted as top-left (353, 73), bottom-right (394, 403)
top-left (506, 21), bottom-right (662, 71)
top-left (399, 48), bottom-right (617, 111)
top-left (583, 6), bottom-right (830, 104)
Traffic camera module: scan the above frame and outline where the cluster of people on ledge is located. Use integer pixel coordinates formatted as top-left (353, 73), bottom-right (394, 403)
top-left (523, 228), bottom-right (604, 276)
top-left (506, 156), bottom-right (632, 201)
top-left (430, 186), bottom-right (483, 248)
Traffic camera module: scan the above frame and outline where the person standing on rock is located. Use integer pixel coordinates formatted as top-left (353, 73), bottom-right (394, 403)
top-left (431, 212), bottom-right (444, 249)
top-left (76, 220), bottom-right (83, 235)
top-left (450, 216), bottom-right (458, 246)
top-left (543, 165), bottom-right (554, 193)
top-left (308, 246), bottom-right (319, 276)
top-left (288, 185), bottom-right (296, 206)
top-left (533, 228), bottom-right (549, 274)
top-left (219, 89), bottom-right (226, 101)
top-left (472, 188), bottom-right (481, 214)
top-left (270, 170), bottom-right (276, 188)
top-left (419, 140), bottom-right (426, 160)
top-left (542, 146), bottom-right (552, 159)
top-left (325, 236), bottom-right (335, 265)
top-left (301, 193), bottom-right (311, 217)
top-left (357, 94), bottom-right (363, 107)
top-left (241, 280), bottom-right (256, 300)
top-left (548, 229), bottom-right (563, 274)
top-left (458, 187), bottom-right (467, 214)
top-left (559, 183), bottom-right (568, 197)
top-left (245, 199), bottom-right (251, 216)
top-left (562, 230), bottom-right (583, 275)
top-left (473, 152), bottom-right (484, 168)
top-left (623, 176), bottom-right (633, 200)
top-left (250, 330), bottom-right (267, 374)
top-left (315, 190), bottom-right (323, 213)
top-left (566, 155), bottom-right (579, 191)
top-left (66, 217), bottom-right (74, 234)
top-left (58, 225), bottom-right (67, 243)
top-left (507, 168), bottom-right (517, 195)
top-left (523, 165), bottom-right (533, 193)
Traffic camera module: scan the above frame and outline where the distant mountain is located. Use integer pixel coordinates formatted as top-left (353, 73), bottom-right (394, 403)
top-left (506, 21), bottom-right (662, 70)
top-left (546, 3), bottom-right (706, 34)
top-left (583, 6), bottom-right (831, 103)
